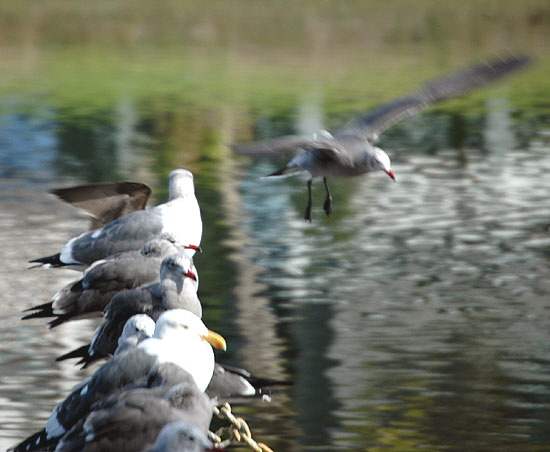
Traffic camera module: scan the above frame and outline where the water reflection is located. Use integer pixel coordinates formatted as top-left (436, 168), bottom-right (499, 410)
top-left (0, 90), bottom-right (548, 452)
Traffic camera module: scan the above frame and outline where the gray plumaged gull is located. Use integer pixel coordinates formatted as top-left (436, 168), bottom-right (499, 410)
top-left (22, 233), bottom-right (199, 328)
top-left (232, 55), bottom-right (532, 221)
top-left (30, 168), bottom-right (202, 267)
top-left (7, 314), bottom-right (156, 452)
top-left (51, 180), bottom-right (152, 230)
top-left (54, 364), bottom-right (215, 452)
top-left (56, 253), bottom-right (201, 367)
top-left (112, 313), bottom-right (156, 355)
top-left (9, 310), bottom-right (225, 452)
top-left (146, 421), bottom-right (214, 452)
top-left (207, 362), bottom-right (291, 401)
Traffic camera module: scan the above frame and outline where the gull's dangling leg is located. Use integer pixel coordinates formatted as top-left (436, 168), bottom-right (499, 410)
top-left (304, 178), bottom-right (313, 222)
top-left (323, 177), bottom-right (333, 217)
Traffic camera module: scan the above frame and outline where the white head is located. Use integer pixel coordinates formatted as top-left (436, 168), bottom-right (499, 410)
top-left (150, 421), bottom-right (213, 452)
top-left (140, 234), bottom-right (179, 258)
top-left (372, 147), bottom-right (395, 180)
top-left (168, 169), bottom-right (195, 200)
top-left (122, 314), bottom-right (156, 340)
top-left (140, 309), bottom-right (226, 391)
top-left (155, 309), bottom-right (196, 339)
top-left (152, 309), bottom-right (225, 350)
top-left (115, 314), bottom-right (156, 355)
top-left (159, 254), bottom-right (197, 285)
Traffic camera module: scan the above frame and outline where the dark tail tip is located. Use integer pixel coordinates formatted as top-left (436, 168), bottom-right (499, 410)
top-left (47, 315), bottom-right (71, 329)
top-left (56, 344), bottom-right (90, 362)
top-left (22, 301), bottom-right (54, 314)
top-left (28, 253), bottom-right (64, 267)
top-left (21, 306), bottom-right (54, 321)
top-left (266, 167), bottom-right (291, 177)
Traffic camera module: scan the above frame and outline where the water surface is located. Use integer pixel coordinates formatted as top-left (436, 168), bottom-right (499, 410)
top-left (0, 2), bottom-right (549, 451)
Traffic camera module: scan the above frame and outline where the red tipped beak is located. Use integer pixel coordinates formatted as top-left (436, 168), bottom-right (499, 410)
top-left (185, 244), bottom-right (202, 253)
top-left (185, 270), bottom-right (197, 281)
top-left (387, 170), bottom-right (396, 181)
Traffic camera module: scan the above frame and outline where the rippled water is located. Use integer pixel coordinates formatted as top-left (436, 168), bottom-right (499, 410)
top-left (0, 100), bottom-right (549, 451)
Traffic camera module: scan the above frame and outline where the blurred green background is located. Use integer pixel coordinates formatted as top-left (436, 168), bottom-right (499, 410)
top-left (0, 2), bottom-right (548, 451)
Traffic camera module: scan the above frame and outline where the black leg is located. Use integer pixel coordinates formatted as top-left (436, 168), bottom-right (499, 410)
top-left (304, 179), bottom-right (313, 222)
top-left (323, 177), bottom-right (333, 217)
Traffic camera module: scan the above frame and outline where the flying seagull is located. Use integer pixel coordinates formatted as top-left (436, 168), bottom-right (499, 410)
top-left (231, 55), bottom-right (531, 221)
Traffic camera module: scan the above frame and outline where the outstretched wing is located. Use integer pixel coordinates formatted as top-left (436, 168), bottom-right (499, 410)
top-left (52, 181), bottom-right (152, 230)
top-left (340, 55), bottom-right (532, 140)
top-left (231, 132), bottom-right (338, 157)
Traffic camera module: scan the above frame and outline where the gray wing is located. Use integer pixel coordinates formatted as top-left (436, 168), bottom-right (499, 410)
top-left (339, 55), bottom-right (532, 140)
top-left (68, 208), bottom-right (165, 265)
top-left (52, 181), bottom-right (151, 230)
top-left (59, 367), bottom-right (212, 452)
top-left (206, 363), bottom-right (290, 399)
top-left (231, 134), bottom-right (339, 156)
top-left (27, 252), bottom-right (162, 329)
top-left (90, 286), bottom-right (158, 358)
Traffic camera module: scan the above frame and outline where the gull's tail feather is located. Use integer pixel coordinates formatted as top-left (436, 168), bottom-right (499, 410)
top-left (264, 166), bottom-right (304, 178)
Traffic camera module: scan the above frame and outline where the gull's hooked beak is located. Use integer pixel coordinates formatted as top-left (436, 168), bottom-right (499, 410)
top-left (386, 170), bottom-right (396, 181)
top-left (185, 244), bottom-right (202, 253)
top-left (202, 329), bottom-right (227, 351)
top-left (184, 269), bottom-right (198, 281)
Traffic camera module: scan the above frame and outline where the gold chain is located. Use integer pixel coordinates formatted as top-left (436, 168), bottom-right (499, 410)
top-left (209, 402), bottom-right (274, 452)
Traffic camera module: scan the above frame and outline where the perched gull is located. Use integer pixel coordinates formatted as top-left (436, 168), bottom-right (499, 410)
top-left (207, 362), bottom-right (291, 400)
top-left (51, 180), bottom-right (152, 230)
top-left (7, 314), bottom-right (156, 452)
top-left (22, 234), bottom-right (199, 328)
top-left (30, 169), bottom-right (202, 267)
top-left (112, 313), bottom-right (156, 355)
top-left (9, 310), bottom-right (225, 452)
top-left (232, 55), bottom-right (532, 221)
top-left (146, 421), bottom-right (214, 452)
top-left (54, 364), bottom-right (214, 452)
top-left (56, 253), bottom-right (201, 367)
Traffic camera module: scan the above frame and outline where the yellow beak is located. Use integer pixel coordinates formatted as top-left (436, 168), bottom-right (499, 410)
top-left (202, 329), bottom-right (227, 351)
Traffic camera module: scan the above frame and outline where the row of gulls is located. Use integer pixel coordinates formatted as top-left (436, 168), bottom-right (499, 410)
top-left (12, 169), bottom-right (287, 452)
top-left (23, 234), bottom-right (199, 328)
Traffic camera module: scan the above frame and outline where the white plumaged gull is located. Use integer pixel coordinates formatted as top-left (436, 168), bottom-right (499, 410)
top-left (23, 233), bottom-right (199, 328)
top-left (54, 364), bottom-right (215, 452)
top-left (146, 421), bottom-right (214, 452)
top-left (50, 180), bottom-right (152, 230)
top-left (30, 168), bottom-right (202, 267)
top-left (8, 310), bottom-right (225, 452)
top-left (231, 55), bottom-right (531, 221)
top-left (56, 253), bottom-right (202, 367)
top-left (7, 313), bottom-right (156, 452)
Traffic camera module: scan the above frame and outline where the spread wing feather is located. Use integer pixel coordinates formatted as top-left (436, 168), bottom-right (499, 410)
top-left (340, 55), bottom-right (532, 140)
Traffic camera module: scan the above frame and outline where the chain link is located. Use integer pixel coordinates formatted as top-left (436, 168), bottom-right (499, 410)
top-left (208, 402), bottom-right (274, 452)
